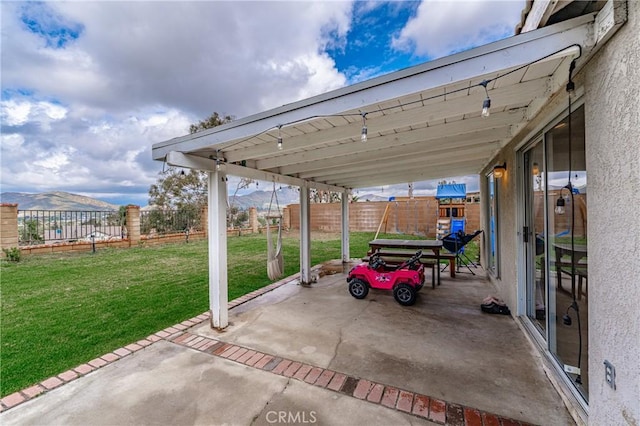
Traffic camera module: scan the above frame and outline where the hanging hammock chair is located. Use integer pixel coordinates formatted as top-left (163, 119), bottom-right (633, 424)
top-left (266, 183), bottom-right (284, 280)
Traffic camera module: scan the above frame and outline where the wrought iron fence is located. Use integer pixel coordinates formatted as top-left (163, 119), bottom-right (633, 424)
top-left (18, 210), bottom-right (125, 246)
top-left (140, 209), bottom-right (202, 237)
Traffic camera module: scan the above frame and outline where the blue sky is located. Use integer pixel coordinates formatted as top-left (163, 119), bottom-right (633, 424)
top-left (1, 1), bottom-right (525, 206)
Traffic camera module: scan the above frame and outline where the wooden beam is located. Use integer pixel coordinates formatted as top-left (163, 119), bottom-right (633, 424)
top-left (166, 151), bottom-right (346, 193)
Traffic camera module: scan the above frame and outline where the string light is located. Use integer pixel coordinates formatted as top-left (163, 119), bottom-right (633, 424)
top-left (480, 80), bottom-right (491, 118)
top-left (277, 124), bottom-right (283, 150)
top-left (555, 195), bottom-right (566, 215)
top-left (214, 150), bottom-right (222, 171)
top-left (212, 44), bottom-right (581, 155)
top-left (360, 111), bottom-right (368, 143)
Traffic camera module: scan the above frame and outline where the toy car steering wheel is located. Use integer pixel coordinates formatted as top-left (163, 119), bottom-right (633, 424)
top-left (369, 254), bottom-right (385, 269)
top-left (405, 250), bottom-right (422, 268)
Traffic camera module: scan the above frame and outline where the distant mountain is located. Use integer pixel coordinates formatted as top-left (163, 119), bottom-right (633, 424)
top-left (229, 186), bottom-right (300, 211)
top-left (1, 189), bottom-right (389, 212)
top-left (228, 188), bottom-right (388, 209)
top-left (0, 191), bottom-right (120, 211)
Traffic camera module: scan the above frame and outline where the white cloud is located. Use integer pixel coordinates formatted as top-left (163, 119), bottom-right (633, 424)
top-left (0, 1), bottom-right (523, 205)
top-left (358, 175), bottom-right (480, 199)
top-left (1, 99), bottom-right (68, 131)
top-left (1, 100), bottom-right (31, 126)
top-left (0, 133), bottom-right (25, 149)
top-left (0, 1), bottom-right (353, 203)
top-left (393, 0), bottom-right (525, 59)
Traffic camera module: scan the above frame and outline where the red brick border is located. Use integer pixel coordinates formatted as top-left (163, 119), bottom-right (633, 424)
top-left (166, 331), bottom-right (536, 426)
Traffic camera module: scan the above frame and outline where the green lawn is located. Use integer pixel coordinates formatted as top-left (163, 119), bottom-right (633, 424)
top-left (0, 231), bottom-right (477, 397)
top-left (0, 231), bottom-right (362, 396)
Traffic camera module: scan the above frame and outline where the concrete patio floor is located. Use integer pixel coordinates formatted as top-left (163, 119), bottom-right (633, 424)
top-left (0, 261), bottom-right (574, 426)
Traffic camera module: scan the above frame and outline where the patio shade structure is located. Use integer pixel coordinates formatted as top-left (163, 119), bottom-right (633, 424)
top-left (152, 13), bottom-right (601, 329)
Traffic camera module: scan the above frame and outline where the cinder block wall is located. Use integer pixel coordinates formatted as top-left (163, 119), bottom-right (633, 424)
top-left (287, 199), bottom-right (480, 237)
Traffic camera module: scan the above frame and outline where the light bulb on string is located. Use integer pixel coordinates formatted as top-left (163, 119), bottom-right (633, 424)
top-left (277, 124), bottom-right (283, 150)
top-left (555, 196), bottom-right (565, 215)
top-left (360, 111), bottom-right (368, 143)
top-left (480, 80), bottom-right (491, 118)
top-left (482, 98), bottom-right (491, 118)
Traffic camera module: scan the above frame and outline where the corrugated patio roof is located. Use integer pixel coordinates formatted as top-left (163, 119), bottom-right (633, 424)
top-left (152, 14), bottom-right (595, 192)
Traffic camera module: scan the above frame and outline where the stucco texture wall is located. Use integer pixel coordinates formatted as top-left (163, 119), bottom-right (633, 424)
top-left (584, 2), bottom-right (640, 425)
top-left (483, 152), bottom-right (519, 313)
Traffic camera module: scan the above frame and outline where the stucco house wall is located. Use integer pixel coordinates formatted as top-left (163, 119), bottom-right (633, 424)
top-left (583, 1), bottom-right (640, 424)
top-left (481, 2), bottom-right (639, 425)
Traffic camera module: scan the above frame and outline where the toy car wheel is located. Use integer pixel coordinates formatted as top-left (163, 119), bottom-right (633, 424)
top-left (393, 283), bottom-right (416, 306)
top-left (349, 279), bottom-right (369, 299)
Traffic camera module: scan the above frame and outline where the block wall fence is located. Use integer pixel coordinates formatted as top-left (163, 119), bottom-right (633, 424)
top-left (285, 199), bottom-right (481, 238)
top-left (1, 200), bottom-right (482, 257)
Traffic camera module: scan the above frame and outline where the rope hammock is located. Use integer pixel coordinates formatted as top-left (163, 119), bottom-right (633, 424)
top-left (266, 182), bottom-right (284, 280)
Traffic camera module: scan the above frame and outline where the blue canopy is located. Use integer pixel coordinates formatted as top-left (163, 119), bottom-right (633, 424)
top-left (435, 184), bottom-right (466, 199)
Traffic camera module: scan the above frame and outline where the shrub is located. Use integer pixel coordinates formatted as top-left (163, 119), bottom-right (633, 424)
top-left (2, 247), bottom-right (21, 262)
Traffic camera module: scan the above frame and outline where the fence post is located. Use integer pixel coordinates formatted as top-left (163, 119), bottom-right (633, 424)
top-left (200, 205), bottom-right (208, 237)
top-left (249, 207), bottom-right (259, 234)
top-left (283, 207), bottom-right (290, 230)
top-left (0, 204), bottom-right (19, 255)
top-left (126, 205), bottom-right (141, 247)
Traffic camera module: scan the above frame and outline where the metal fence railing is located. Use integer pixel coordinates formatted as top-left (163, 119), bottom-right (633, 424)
top-left (140, 209), bottom-right (202, 237)
top-left (18, 210), bottom-right (124, 246)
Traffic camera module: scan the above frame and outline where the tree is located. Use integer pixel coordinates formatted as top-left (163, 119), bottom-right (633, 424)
top-left (310, 189), bottom-right (341, 203)
top-left (148, 168), bottom-right (208, 211)
top-left (148, 112), bottom-right (252, 229)
top-left (189, 112), bottom-right (233, 134)
top-left (149, 112), bottom-right (233, 211)
top-left (20, 219), bottom-right (43, 244)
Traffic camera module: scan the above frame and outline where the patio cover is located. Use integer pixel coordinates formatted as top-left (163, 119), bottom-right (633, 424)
top-left (151, 11), bottom-right (608, 328)
top-left (435, 184), bottom-right (467, 200)
top-left (153, 14), bottom-right (600, 190)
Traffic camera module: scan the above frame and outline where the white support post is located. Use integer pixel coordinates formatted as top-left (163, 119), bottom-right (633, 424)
top-left (299, 185), bottom-right (312, 285)
top-left (341, 191), bottom-right (350, 263)
top-left (208, 170), bottom-right (228, 329)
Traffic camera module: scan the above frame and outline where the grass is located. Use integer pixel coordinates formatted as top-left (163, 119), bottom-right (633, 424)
top-left (0, 231), bottom-right (478, 397)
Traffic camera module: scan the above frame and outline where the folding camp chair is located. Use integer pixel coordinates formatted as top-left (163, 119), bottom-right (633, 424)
top-left (441, 228), bottom-right (483, 275)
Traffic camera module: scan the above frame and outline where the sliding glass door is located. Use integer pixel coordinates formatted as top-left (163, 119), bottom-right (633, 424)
top-left (520, 103), bottom-right (588, 402)
top-left (522, 140), bottom-right (546, 333)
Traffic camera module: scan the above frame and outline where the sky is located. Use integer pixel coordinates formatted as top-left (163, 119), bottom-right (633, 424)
top-left (1, 0), bottom-right (526, 206)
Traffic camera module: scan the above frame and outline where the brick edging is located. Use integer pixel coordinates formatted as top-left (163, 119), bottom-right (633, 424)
top-left (168, 331), bottom-right (536, 426)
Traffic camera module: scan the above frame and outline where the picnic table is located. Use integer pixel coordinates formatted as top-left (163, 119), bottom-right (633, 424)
top-left (367, 239), bottom-right (454, 286)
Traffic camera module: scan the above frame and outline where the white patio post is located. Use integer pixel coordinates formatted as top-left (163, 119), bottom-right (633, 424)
top-left (341, 191), bottom-right (350, 263)
top-left (299, 184), bottom-right (312, 285)
top-left (208, 170), bottom-right (228, 329)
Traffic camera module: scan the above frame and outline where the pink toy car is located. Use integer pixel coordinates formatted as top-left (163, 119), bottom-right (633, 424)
top-left (347, 250), bottom-right (425, 306)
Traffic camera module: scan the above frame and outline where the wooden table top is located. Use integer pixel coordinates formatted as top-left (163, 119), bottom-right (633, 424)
top-left (369, 239), bottom-right (443, 249)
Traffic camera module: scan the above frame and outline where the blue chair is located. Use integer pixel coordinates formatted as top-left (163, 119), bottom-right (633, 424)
top-left (442, 222), bottom-right (482, 275)
top-left (450, 218), bottom-right (467, 258)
